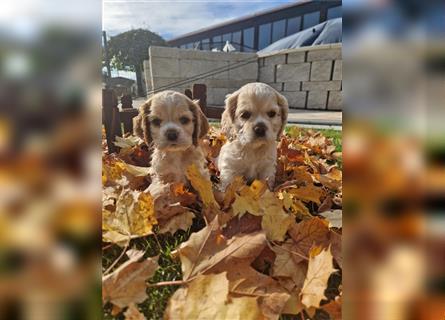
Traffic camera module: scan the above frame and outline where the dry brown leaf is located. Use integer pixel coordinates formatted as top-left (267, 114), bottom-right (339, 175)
top-left (287, 185), bottom-right (323, 204)
top-left (271, 241), bottom-right (308, 289)
top-left (186, 164), bottom-right (219, 209)
top-left (165, 273), bottom-right (263, 320)
top-left (288, 217), bottom-right (330, 263)
top-left (322, 296), bottom-right (342, 320)
top-left (215, 260), bottom-right (290, 320)
top-left (177, 218), bottom-right (267, 280)
top-left (300, 246), bottom-right (335, 309)
top-left (103, 250), bottom-right (158, 308)
top-left (124, 304), bottom-right (146, 320)
top-left (158, 211), bottom-right (194, 234)
top-left (222, 176), bottom-right (245, 209)
top-left (318, 195), bottom-right (333, 213)
top-left (281, 289), bottom-right (305, 315)
top-left (329, 231), bottom-right (342, 268)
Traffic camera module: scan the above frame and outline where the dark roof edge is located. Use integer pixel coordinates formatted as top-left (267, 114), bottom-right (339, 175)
top-left (167, 0), bottom-right (313, 42)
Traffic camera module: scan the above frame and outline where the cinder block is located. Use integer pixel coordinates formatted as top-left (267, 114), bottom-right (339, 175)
top-left (264, 54), bottom-right (286, 66)
top-left (283, 82), bottom-right (301, 92)
top-left (179, 59), bottom-right (214, 78)
top-left (302, 81), bottom-right (341, 91)
top-left (266, 82), bottom-right (283, 91)
top-left (206, 79), bottom-right (251, 88)
top-left (149, 46), bottom-right (179, 59)
top-left (150, 57), bottom-right (180, 78)
top-left (285, 91), bottom-right (307, 108)
top-left (258, 66), bottom-right (275, 83)
top-left (307, 48), bottom-right (341, 61)
top-left (276, 63), bottom-right (310, 82)
top-left (307, 91), bottom-right (328, 110)
top-left (228, 61), bottom-right (258, 80)
top-left (207, 88), bottom-right (229, 106)
top-left (332, 60), bottom-right (342, 80)
top-left (151, 77), bottom-right (185, 90)
top-left (327, 91), bottom-right (342, 110)
top-left (287, 51), bottom-right (305, 64)
top-left (310, 60), bottom-right (332, 81)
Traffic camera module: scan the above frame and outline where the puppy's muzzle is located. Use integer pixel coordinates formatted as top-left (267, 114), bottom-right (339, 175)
top-left (165, 129), bottom-right (179, 141)
top-left (253, 123), bottom-right (267, 138)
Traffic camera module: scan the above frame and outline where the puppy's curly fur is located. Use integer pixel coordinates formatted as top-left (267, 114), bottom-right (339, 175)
top-left (218, 83), bottom-right (288, 190)
top-left (133, 90), bottom-right (209, 196)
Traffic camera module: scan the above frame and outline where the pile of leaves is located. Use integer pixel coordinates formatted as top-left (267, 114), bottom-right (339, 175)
top-left (102, 127), bottom-right (342, 320)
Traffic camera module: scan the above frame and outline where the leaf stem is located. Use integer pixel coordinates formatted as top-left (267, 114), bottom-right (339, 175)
top-left (147, 280), bottom-right (186, 287)
top-left (104, 242), bottom-right (129, 276)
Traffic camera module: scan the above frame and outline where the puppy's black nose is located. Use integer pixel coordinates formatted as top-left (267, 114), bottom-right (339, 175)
top-left (253, 123), bottom-right (266, 137)
top-left (166, 129), bottom-right (178, 141)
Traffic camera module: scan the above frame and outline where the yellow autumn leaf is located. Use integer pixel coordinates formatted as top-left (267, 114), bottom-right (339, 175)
top-left (102, 190), bottom-right (157, 244)
top-left (232, 194), bottom-right (261, 217)
top-left (287, 185), bottom-right (323, 204)
top-left (165, 273), bottom-right (263, 320)
top-left (186, 164), bottom-right (220, 209)
top-left (300, 246), bottom-right (335, 309)
top-left (260, 191), bottom-right (293, 241)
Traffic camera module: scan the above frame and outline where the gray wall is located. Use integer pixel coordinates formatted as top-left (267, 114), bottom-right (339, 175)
top-left (145, 44), bottom-right (342, 110)
top-left (147, 46), bottom-right (257, 106)
top-left (258, 44), bottom-right (342, 110)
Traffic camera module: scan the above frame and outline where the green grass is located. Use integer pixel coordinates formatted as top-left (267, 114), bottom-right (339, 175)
top-left (103, 127), bottom-right (342, 319)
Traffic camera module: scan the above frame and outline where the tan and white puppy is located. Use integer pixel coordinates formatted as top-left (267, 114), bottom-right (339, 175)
top-left (134, 90), bottom-right (209, 196)
top-left (218, 82), bottom-right (288, 190)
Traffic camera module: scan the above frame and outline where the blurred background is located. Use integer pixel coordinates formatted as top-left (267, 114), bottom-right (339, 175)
top-left (0, 0), bottom-right (444, 319)
top-left (342, 0), bottom-right (445, 319)
top-left (0, 0), bottom-right (102, 319)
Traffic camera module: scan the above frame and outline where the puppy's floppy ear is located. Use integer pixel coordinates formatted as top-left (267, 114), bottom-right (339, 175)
top-left (221, 89), bottom-right (240, 140)
top-left (133, 97), bottom-right (153, 144)
top-left (275, 91), bottom-right (289, 140)
top-left (188, 98), bottom-right (209, 146)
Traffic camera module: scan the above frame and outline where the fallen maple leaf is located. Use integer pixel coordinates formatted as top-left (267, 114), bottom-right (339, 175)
top-left (103, 250), bottom-right (158, 308)
top-left (165, 273), bottom-right (263, 320)
top-left (103, 190), bottom-right (157, 245)
top-left (212, 259), bottom-right (290, 320)
top-left (222, 176), bottom-right (245, 209)
top-left (286, 185), bottom-right (323, 204)
top-left (288, 217), bottom-right (330, 263)
top-left (300, 246), bottom-right (335, 309)
top-left (271, 240), bottom-right (308, 288)
top-left (261, 191), bottom-right (294, 241)
top-left (322, 296), bottom-right (342, 320)
top-left (158, 211), bottom-right (194, 234)
top-left (186, 164), bottom-right (220, 209)
top-left (177, 218), bottom-right (267, 280)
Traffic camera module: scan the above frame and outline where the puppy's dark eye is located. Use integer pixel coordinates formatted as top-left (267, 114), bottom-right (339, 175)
top-left (151, 118), bottom-right (161, 126)
top-left (267, 111), bottom-right (276, 118)
top-left (240, 111), bottom-right (251, 120)
top-left (179, 116), bottom-right (190, 125)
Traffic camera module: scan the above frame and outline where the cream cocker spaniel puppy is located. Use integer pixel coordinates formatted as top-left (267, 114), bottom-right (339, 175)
top-left (218, 83), bottom-right (288, 190)
top-left (134, 90), bottom-right (209, 196)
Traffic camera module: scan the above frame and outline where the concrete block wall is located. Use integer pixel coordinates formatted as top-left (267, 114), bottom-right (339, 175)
top-left (147, 46), bottom-right (257, 106)
top-left (145, 44), bottom-right (342, 110)
top-left (258, 44), bottom-right (342, 110)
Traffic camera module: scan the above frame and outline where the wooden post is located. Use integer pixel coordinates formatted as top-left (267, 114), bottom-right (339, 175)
top-left (120, 94), bottom-right (136, 134)
top-left (184, 89), bottom-right (193, 100)
top-left (102, 88), bottom-right (121, 153)
top-left (192, 84), bottom-right (207, 114)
